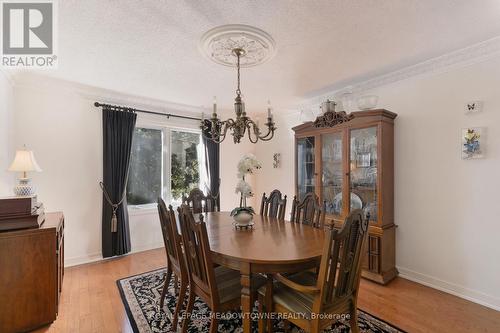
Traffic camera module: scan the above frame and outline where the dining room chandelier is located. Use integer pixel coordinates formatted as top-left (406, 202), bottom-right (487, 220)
top-left (199, 25), bottom-right (277, 144)
top-left (201, 48), bottom-right (276, 144)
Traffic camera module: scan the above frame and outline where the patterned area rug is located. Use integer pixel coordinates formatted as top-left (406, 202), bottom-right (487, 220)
top-left (117, 268), bottom-right (405, 333)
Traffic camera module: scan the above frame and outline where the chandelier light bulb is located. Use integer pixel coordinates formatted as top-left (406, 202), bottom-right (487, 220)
top-left (212, 96), bottom-right (217, 115)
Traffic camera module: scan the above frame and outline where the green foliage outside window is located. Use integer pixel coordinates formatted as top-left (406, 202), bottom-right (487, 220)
top-left (170, 131), bottom-right (200, 201)
top-left (127, 128), bottom-right (163, 205)
top-left (127, 128), bottom-right (201, 205)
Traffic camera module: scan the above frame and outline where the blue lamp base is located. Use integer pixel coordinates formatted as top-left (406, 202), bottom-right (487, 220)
top-left (14, 178), bottom-right (35, 196)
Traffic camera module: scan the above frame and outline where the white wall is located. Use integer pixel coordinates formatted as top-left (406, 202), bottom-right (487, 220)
top-left (13, 79), bottom-right (103, 265)
top-left (255, 56), bottom-right (500, 310)
top-left (0, 71), bottom-right (14, 196)
top-left (10, 75), bottom-right (253, 266)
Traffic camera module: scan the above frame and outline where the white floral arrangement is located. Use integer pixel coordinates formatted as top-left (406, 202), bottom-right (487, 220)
top-left (231, 154), bottom-right (261, 217)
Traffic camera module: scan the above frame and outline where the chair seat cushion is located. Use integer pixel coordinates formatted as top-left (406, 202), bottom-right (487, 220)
top-left (215, 266), bottom-right (266, 304)
top-left (258, 270), bottom-right (318, 319)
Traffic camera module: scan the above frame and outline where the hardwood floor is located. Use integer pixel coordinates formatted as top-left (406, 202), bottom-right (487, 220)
top-left (34, 248), bottom-right (500, 333)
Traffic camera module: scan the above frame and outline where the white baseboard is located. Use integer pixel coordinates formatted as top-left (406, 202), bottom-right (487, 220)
top-left (132, 242), bottom-right (164, 254)
top-left (64, 242), bottom-right (164, 268)
top-left (398, 266), bottom-right (500, 312)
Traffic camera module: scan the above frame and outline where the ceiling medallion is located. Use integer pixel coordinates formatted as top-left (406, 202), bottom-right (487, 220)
top-left (199, 24), bottom-right (276, 67)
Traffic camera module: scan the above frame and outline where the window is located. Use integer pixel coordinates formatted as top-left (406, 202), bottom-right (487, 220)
top-left (171, 130), bottom-right (202, 203)
top-left (126, 125), bottom-right (206, 207)
top-left (127, 128), bottom-right (163, 205)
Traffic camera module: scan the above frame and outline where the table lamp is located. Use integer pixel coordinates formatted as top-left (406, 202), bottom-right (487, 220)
top-left (8, 147), bottom-right (42, 196)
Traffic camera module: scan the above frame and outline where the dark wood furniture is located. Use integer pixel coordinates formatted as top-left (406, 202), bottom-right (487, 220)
top-left (0, 196), bottom-right (45, 231)
top-left (258, 209), bottom-right (369, 333)
top-left (293, 108), bottom-right (397, 284)
top-left (0, 195), bottom-right (37, 215)
top-left (260, 189), bottom-right (287, 220)
top-left (178, 205), bottom-right (265, 333)
top-left (157, 198), bottom-right (187, 330)
top-left (182, 188), bottom-right (218, 213)
top-left (290, 192), bottom-right (326, 228)
top-left (201, 211), bottom-right (325, 333)
top-left (0, 212), bottom-right (64, 333)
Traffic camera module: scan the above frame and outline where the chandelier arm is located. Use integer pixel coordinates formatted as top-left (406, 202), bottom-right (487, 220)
top-left (260, 123), bottom-right (277, 140)
top-left (208, 129), bottom-right (226, 144)
top-left (224, 118), bottom-right (236, 129)
top-left (246, 122), bottom-right (259, 143)
top-left (259, 126), bottom-right (271, 139)
top-left (201, 120), bottom-right (221, 141)
top-left (243, 117), bottom-right (276, 142)
top-left (245, 119), bottom-right (262, 141)
top-left (202, 127), bottom-right (224, 143)
top-left (211, 124), bottom-right (227, 143)
top-left (245, 118), bottom-right (259, 133)
top-left (214, 122), bottom-right (229, 143)
top-left (258, 130), bottom-right (276, 141)
top-left (212, 118), bottom-right (235, 143)
top-left (202, 119), bottom-right (223, 143)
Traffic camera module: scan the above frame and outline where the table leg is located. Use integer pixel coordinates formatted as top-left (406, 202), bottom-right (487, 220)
top-left (240, 262), bottom-right (253, 333)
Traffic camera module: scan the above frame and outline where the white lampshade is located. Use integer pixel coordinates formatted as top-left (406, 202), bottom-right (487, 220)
top-left (8, 149), bottom-right (42, 172)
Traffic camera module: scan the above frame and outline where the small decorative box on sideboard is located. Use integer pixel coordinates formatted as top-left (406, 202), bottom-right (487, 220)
top-left (0, 212), bottom-right (64, 333)
top-left (0, 195), bottom-right (37, 215)
top-left (0, 196), bottom-right (45, 231)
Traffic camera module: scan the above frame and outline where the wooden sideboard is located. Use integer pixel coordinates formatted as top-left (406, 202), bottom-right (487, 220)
top-left (0, 212), bottom-right (64, 333)
top-left (293, 109), bottom-right (397, 284)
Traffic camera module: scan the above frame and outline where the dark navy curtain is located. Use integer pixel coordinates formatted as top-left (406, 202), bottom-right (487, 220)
top-left (202, 120), bottom-right (220, 209)
top-left (101, 108), bottom-right (137, 258)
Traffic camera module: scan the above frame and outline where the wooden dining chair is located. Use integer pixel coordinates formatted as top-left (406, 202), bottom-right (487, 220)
top-left (157, 198), bottom-right (188, 330)
top-left (260, 189), bottom-right (287, 220)
top-left (290, 192), bottom-right (326, 228)
top-left (258, 209), bottom-right (369, 333)
top-left (177, 204), bottom-right (266, 333)
top-left (182, 188), bottom-right (219, 213)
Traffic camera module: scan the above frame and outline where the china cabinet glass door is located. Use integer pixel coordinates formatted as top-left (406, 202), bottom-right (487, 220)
top-left (321, 132), bottom-right (343, 217)
top-left (350, 126), bottom-right (378, 222)
top-left (296, 136), bottom-right (315, 201)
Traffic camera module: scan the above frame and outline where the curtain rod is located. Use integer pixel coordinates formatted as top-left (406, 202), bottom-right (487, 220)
top-left (94, 102), bottom-right (201, 121)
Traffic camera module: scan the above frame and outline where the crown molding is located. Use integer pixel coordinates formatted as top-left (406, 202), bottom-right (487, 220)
top-left (296, 36), bottom-right (500, 113)
top-left (12, 72), bottom-right (205, 117)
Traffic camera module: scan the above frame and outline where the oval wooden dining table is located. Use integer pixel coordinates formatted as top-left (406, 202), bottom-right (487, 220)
top-left (200, 211), bottom-right (325, 333)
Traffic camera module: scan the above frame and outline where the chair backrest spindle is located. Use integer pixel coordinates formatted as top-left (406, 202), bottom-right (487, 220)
top-left (157, 198), bottom-right (180, 266)
top-left (316, 209), bottom-right (369, 309)
top-left (260, 189), bottom-right (287, 220)
top-left (290, 192), bottom-right (326, 228)
top-left (178, 204), bottom-right (219, 304)
top-left (182, 188), bottom-right (219, 214)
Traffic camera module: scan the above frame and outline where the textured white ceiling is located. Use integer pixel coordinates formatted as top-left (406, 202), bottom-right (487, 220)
top-left (47, 0), bottom-right (500, 112)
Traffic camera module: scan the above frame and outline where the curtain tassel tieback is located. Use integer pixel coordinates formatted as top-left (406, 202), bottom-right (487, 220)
top-left (100, 181), bottom-right (126, 233)
top-left (110, 204), bottom-right (118, 232)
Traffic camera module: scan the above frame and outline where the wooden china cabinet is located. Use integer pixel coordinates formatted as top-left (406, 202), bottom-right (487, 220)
top-left (293, 106), bottom-right (398, 284)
